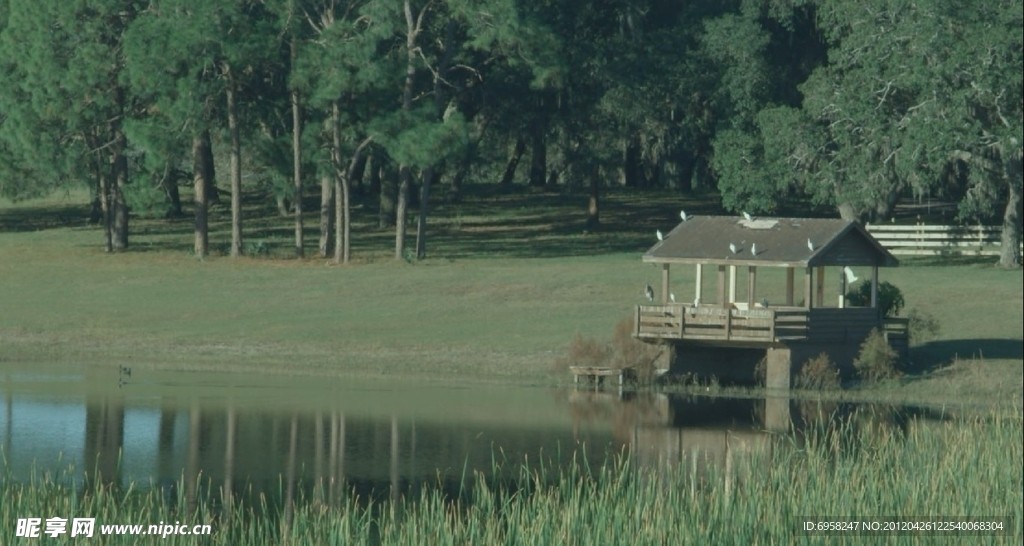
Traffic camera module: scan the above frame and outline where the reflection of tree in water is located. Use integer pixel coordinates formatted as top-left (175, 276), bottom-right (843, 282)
top-left (790, 402), bottom-right (921, 461)
top-left (565, 390), bottom-right (948, 492)
top-left (83, 395), bottom-right (124, 492)
top-left (565, 390), bottom-right (669, 445)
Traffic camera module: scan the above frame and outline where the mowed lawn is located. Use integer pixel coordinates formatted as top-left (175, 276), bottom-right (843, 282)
top-left (1, 189), bottom-right (1021, 402)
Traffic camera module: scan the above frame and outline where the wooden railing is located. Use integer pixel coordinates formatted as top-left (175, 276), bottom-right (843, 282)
top-left (866, 223), bottom-right (1022, 256)
top-left (634, 305), bottom-right (809, 343)
top-left (883, 317), bottom-right (909, 340)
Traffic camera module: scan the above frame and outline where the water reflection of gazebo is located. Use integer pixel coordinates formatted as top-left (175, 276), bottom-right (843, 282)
top-left (634, 216), bottom-right (906, 387)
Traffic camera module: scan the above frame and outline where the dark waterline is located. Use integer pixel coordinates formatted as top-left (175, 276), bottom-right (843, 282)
top-left (2, 369), bottom-right (949, 510)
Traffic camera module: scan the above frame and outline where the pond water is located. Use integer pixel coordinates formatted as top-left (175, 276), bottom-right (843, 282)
top-left (2, 367), bottom-right (946, 508)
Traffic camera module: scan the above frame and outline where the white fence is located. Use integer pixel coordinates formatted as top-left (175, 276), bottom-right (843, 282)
top-left (866, 223), bottom-right (1019, 256)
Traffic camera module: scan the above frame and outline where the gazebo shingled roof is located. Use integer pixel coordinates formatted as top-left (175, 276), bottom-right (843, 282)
top-left (643, 216), bottom-right (898, 268)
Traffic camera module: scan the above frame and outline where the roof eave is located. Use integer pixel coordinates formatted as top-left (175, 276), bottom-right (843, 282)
top-left (643, 255), bottom-right (810, 268)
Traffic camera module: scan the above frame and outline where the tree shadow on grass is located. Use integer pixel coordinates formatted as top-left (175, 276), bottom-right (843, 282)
top-left (905, 338), bottom-right (1023, 375)
top-left (0, 202), bottom-right (92, 232)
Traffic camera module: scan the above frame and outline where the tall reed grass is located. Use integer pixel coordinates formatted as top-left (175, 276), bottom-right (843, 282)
top-left (4, 411), bottom-right (1021, 545)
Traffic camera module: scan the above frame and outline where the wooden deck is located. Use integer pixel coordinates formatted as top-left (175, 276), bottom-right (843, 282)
top-left (635, 304), bottom-right (808, 343)
top-left (635, 305), bottom-right (909, 347)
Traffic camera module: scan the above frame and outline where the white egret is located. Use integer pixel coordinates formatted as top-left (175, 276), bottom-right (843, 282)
top-left (729, 242), bottom-right (737, 254)
top-left (807, 238), bottom-right (814, 252)
top-left (680, 210), bottom-right (688, 221)
top-left (742, 211), bottom-right (753, 222)
top-left (751, 243), bottom-right (757, 256)
top-left (843, 266), bottom-right (859, 284)
top-left (670, 292), bottom-right (677, 303)
top-left (656, 229), bottom-right (664, 241)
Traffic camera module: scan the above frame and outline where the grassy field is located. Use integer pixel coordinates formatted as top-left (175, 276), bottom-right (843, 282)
top-left (2, 188), bottom-right (1022, 544)
top-left (1, 187), bottom-right (1022, 404)
top-left (3, 409), bottom-right (1021, 545)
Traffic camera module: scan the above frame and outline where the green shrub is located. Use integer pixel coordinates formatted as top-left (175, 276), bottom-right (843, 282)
top-left (906, 307), bottom-right (941, 345)
top-left (557, 318), bottom-right (663, 382)
top-left (556, 332), bottom-right (611, 370)
top-left (853, 328), bottom-right (900, 382)
top-left (795, 353), bottom-right (841, 390)
top-left (846, 281), bottom-right (905, 317)
top-left (754, 357), bottom-right (767, 386)
top-left (611, 316), bottom-right (662, 382)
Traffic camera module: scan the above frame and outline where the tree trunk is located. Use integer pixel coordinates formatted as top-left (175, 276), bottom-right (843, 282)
top-left (227, 81), bottom-right (243, 257)
top-left (449, 163), bottom-right (467, 203)
top-left (192, 131), bottom-right (213, 258)
top-left (678, 148), bottom-right (695, 193)
top-left (396, 0), bottom-right (417, 261)
top-left (586, 173), bottom-right (600, 231)
top-left (415, 168), bottom-right (435, 259)
top-left (498, 138), bottom-right (525, 191)
top-left (350, 150), bottom-right (368, 195)
top-left (332, 103), bottom-right (372, 265)
top-left (368, 149), bottom-right (381, 197)
top-left (836, 202), bottom-right (859, 222)
top-left (332, 103), bottom-right (347, 264)
top-left (377, 153), bottom-right (395, 229)
top-left (161, 162), bottom-right (183, 217)
top-left (89, 193), bottom-right (103, 224)
top-left (413, 19), bottom-right (455, 261)
top-left (98, 170), bottom-right (113, 253)
top-left (999, 151), bottom-right (1023, 268)
top-left (292, 73), bottom-right (304, 258)
top-left (623, 134), bottom-right (644, 188)
top-left (529, 122), bottom-right (547, 187)
top-left (319, 173), bottom-right (333, 258)
top-left (110, 88), bottom-right (129, 251)
top-left (395, 166), bottom-right (410, 260)
top-left (112, 162), bottom-right (129, 251)
top-left (333, 177), bottom-right (345, 264)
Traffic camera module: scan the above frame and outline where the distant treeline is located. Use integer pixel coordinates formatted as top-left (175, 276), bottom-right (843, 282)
top-left (0, 1), bottom-right (1020, 265)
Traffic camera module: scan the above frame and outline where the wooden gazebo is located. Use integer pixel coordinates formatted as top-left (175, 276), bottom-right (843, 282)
top-left (634, 216), bottom-right (905, 388)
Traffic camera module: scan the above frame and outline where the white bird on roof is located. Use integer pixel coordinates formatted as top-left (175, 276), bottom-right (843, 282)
top-left (807, 238), bottom-right (814, 252)
top-left (729, 242), bottom-right (737, 254)
top-left (742, 211), bottom-right (753, 222)
top-left (751, 243), bottom-right (757, 256)
top-left (656, 229), bottom-right (664, 241)
top-left (670, 292), bottom-right (676, 303)
top-left (680, 210), bottom-right (688, 222)
top-left (843, 266), bottom-right (859, 284)
top-left (644, 283), bottom-right (654, 302)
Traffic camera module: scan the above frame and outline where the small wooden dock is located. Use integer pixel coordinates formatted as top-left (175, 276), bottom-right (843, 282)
top-left (569, 366), bottom-right (626, 394)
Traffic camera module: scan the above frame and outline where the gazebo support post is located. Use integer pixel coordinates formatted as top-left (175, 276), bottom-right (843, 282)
top-left (748, 266), bottom-right (757, 307)
top-left (728, 265), bottom-right (737, 304)
top-left (839, 267), bottom-right (846, 308)
top-left (804, 267), bottom-right (813, 308)
top-left (815, 266), bottom-right (825, 307)
top-left (718, 265), bottom-right (727, 308)
top-left (661, 264), bottom-right (670, 304)
top-left (695, 264), bottom-right (703, 304)
top-left (785, 268), bottom-right (795, 306)
top-left (871, 266), bottom-right (879, 308)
